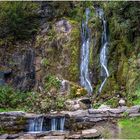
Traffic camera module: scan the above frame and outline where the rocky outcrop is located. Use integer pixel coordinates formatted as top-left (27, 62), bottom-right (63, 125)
top-left (61, 105), bottom-right (140, 131)
top-left (0, 47), bottom-right (36, 91)
top-left (0, 111), bottom-right (26, 134)
top-left (0, 105), bottom-right (140, 139)
top-left (13, 49), bottom-right (36, 91)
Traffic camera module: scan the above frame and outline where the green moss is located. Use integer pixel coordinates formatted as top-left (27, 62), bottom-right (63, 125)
top-left (118, 117), bottom-right (140, 139)
top-left (67, 21), bottom-right (80, 82)
top-left (41, 58), bottom-right (50, 67)
top-left (105, 97), bottom-right (119, 108)
top-left (39, 94), bottom-right (67, 113)
top-left (98, 76), bottom-right (119, 99)
top-left (35, 18), bottom-right (80, 83)
top-left (98, 2), bottom-right (140, 103)
top-left (0, 127), bottom-right (8, 134)
top-left (16, 117), bottom-right (27, 125)
top-left (0, 108), bottom-right (19, 112)
top-left (44, 74), bottom-right (61, 92)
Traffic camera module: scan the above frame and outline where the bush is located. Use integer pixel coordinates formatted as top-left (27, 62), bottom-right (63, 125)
top-left (0, 85), bottom-right (66, 113)
top-left (44, 75), bottom-right (61, 92)
top-left (39, 95), bottom-right (66, 112)
top-left (0, 86), bottom-right (28, 108)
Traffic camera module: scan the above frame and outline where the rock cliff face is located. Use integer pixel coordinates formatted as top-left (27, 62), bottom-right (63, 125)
top-left (0, 2), bottom-right (140, 106)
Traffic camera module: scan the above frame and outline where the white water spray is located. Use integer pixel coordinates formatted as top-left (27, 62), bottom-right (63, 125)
top-left (96, 8), bottom-right (109, 93)
top-left (80, 8), bottom-right (93, 94)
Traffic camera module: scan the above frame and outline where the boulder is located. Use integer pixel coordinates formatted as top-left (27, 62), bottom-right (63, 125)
top-left (65, 98), bottom-right (91, 111)
top-left (55, 19), bottom-right (72, 34)
top-left (119, 99), bottom-right (126, 106)
top-left (65, 99), bottom-right (80, 111)
top-left (78, 98), bottom-right (91, 109)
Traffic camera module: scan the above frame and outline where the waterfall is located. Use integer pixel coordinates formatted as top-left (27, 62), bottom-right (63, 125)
top-left (51, 117), bottom-right (65, 131)
top-left (51, 118), bottom-right (57, 131)
top-left (96, 8), bottom-right (109, 93)
top-left (80, 8), bottom-right (93, 94)
top-left (60, 117), bottom-right (65, 131)
top-left (28, 116), bottom-right (44, 132)
top-left (27, 116), bottom-right (65, 132)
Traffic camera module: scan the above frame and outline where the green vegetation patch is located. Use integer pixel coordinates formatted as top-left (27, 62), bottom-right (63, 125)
top-left (0, 1), bottom-right (39, 43)
top-left (118, 117), bottom-right (140, 139)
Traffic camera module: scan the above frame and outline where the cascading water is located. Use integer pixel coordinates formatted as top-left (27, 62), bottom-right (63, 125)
top-left (80, 8), bottom-right (93, 94)
top-left (27, 116), bottom-right (65, 133)
top-left (51, 117), bottom-right (65, 131)
top-left (28, 116), bottom-right (44, 132)
top-left (60, 117), bottom-right (65, 131)
top-left (96, 8), bottom-right (109, 93)
top-left (51, 118), bottom-right (57, 131)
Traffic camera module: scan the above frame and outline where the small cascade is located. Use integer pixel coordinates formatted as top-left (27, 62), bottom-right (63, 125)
top-left (51, 117), bottom-right (65, 131)
top-left (51, 118), bottom-right (57, 131)
top-left (60, 117), bottom-right (65, 131)
top-left (28, 116), bottom-right (44, 132)
top-left (96, 8), bottom-right (109, 93)
top-left (27, 116), bottom-right (65, 133)
top-left (80, 8), bottom-right (93, 94)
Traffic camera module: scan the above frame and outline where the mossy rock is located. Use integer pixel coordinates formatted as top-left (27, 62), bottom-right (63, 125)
top-left (34, 18), bottom-right (80, 83)
top-left (0, 116), bottom-right (27, 134)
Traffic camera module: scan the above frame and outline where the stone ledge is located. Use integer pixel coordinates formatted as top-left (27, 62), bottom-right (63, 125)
top-left (61, 105), bottom-right (140, 122)
top-left (0, 105), bottom-right (140, 135)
